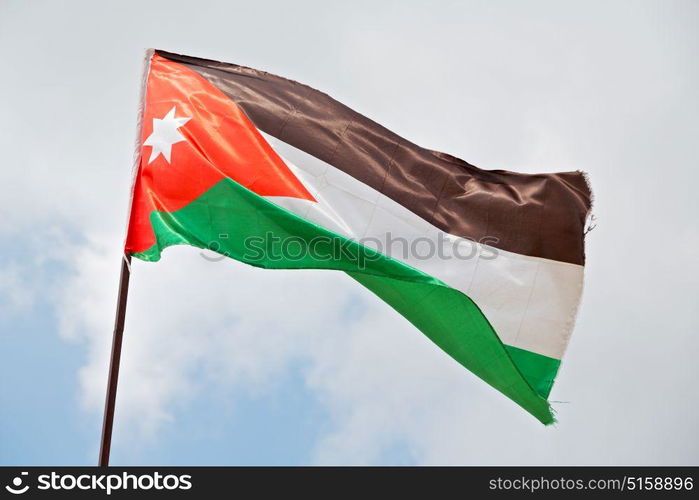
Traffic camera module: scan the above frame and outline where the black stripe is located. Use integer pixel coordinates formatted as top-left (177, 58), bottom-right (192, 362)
top-left (156, 49), bottom-right (592, 265)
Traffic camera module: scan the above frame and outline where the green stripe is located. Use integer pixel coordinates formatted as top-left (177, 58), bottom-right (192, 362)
top-left (133, 178), bottom-right (556, 424)
top-left (504, 345), bottom-right (560, 399)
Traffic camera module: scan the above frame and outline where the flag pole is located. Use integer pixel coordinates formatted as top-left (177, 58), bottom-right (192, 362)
top-left (98, 253), bottom-right (132, 466)
top-left (98, 48), bottom-right (153, 466)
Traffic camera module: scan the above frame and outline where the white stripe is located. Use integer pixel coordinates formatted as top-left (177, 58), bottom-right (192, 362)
top-left (261, 133), bottom-right (583, 360)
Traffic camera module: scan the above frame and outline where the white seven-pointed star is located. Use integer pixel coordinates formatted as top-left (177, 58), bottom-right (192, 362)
top-left (143, 106), bottom-right (191, 164)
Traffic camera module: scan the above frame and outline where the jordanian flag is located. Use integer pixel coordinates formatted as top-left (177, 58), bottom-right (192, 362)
top-left (126, 50), bottom-right (592, 424)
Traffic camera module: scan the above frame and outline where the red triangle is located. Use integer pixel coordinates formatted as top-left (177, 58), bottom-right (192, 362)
top-left (126, 54), bottom-right (314, 254)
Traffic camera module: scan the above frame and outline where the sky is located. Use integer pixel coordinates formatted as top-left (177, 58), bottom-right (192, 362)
top-left (0, 0), bottom-right (697, 465)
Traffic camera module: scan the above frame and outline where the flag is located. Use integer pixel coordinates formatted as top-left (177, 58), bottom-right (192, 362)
top-left (125, 50), bottom-right (592, 424)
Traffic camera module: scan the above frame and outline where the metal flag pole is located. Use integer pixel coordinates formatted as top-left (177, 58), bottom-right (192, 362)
top-left (98, 48), bottom-right (153, 466)
top-left (98, 253), bottom-right (132, 466)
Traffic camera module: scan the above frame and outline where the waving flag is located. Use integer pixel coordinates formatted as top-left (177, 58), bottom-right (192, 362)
top-left (125, 50), bottom-right (592, 424)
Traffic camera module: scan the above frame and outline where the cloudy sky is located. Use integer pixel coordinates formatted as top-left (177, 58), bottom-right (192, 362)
top-left (1, 0), bottom-right (697, 465)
